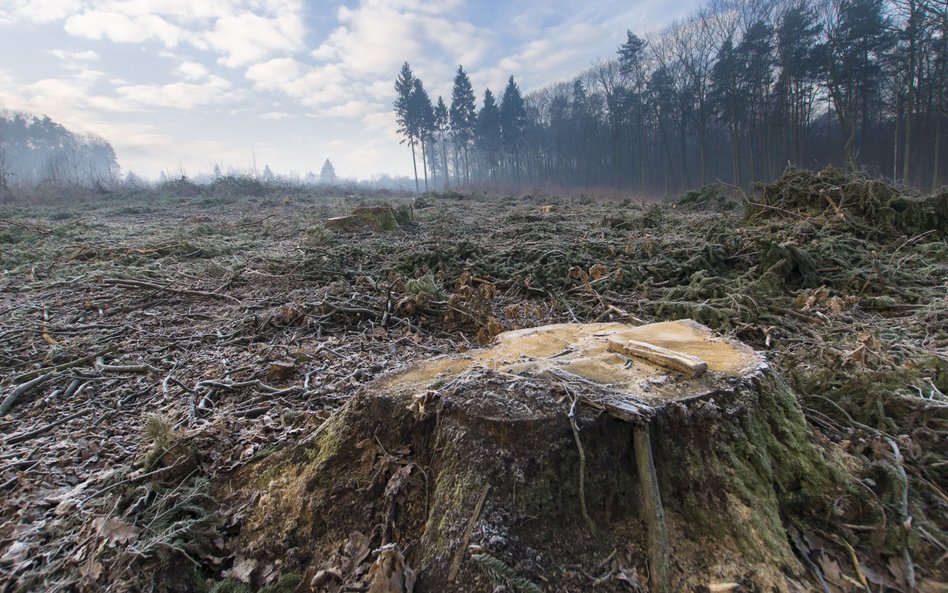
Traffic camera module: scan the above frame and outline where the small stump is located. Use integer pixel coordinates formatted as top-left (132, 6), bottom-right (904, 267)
top-left (224, 321), bottom-right (837, 592)
top-left (324, 206), bottom-right (399, 232)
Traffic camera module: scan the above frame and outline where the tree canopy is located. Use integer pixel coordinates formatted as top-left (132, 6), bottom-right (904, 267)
top-left (393, 0), bottom-right (946, 191)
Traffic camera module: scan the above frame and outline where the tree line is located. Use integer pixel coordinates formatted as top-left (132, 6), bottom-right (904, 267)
top-left (0, 111), bottom-right (119, 188)
top-left (394, 0), bottom-right (946, 193)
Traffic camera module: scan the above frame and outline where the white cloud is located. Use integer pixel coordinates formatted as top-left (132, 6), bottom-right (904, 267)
top-left (8, 0), bottom-right (83, 24)
top-left (49, 48), bottom-right (100, 61)
top-left (8, 1), bottom-right (307, 68)
top-left (245, 58), bottom-right (302, 90)
top-left (203, 8), bottom-right (305, 67)
top-left (177, 61), bottom-right (209, 80)
top-left (114, 75), bottom-right (233, 110)
top-left (64, 10), bottom-right (185, 47)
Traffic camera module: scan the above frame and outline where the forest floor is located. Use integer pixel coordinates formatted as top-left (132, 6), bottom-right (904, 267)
top-left (0, 169), bottom-right (945, 593)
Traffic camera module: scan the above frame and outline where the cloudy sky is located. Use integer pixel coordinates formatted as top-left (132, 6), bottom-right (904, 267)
top-left (0, 0), bottom-right (700, 180)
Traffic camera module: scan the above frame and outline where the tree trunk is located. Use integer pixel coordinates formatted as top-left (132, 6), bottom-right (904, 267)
top-left (410, 139), bottom-right (419, 193)
top-left (441, 131), bottom-right (449, 190)
top-left (224, 320), bottom-right (841, 593)
top-left (420, 137), bottom-right (429, 192)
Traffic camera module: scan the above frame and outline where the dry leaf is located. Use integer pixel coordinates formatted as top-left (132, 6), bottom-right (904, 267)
top-left (366, 546), bottom-right (415, 593)
top-left (1, 541), bottom-right (32, 564)
top-left (589, 263), bottom-right (609, 280)
top-left (94, 517), bottom-right (139, 546)
top-left (227, 556), bottom-right (257, 583)
top-left (383, 465), bottom-right (414, 498)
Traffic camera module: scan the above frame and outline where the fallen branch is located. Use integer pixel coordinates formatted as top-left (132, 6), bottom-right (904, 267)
top-left (633, 424), bottom-right (669, 593)
top-left (567, 388), bottom-right (596, 534)
top-left (0, 373), bottom-right (52, 416)
top-left (97, 363), bottom-right (162, 375)
top-left (448, 482), bottom-right (490, 583)
top-left (10, 346), bottom-right (115, 385)
top-left (3, 409), bottom-right (88, 445)
top-left (608, 339), bottom-right (707, 378)
top-left (103, 277), bottom-right (242, 305)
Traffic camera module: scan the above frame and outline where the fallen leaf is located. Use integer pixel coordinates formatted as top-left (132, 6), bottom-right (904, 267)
top-left (227, 556), bottom-right (257, 583)
top-left (1, 541), bottom-right (32, 564)
top-left (95, 517), bottom-right (139, 546)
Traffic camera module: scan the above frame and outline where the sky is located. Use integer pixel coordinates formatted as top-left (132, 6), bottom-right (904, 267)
top-left (0, 0), bottom-right (701, 180)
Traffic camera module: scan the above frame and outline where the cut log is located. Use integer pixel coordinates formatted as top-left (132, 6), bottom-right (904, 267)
top-left (221, 320), bottom-right (841, 593)
top-left (607, 338), bottom-right (708, 378)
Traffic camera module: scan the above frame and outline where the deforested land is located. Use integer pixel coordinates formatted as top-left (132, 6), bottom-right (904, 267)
top-left (0, 168), bottom-right (946, 593)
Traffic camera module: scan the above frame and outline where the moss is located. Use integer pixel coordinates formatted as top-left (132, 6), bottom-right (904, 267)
top-left (253, 412), bottom-right (348, 489)
top-left (208, 578), bottom-right (251, 593)
top-left (259, 573), bottom-right (302, 593)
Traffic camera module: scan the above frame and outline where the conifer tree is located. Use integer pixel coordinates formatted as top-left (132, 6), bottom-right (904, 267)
top-left (500, 76), bottom-right (527, 185)
top-left (319, 159), bottom-right (336, 184)
top-left (411, 79), bottom-right (435, 191)
top-left (476, 89), bottom-right (501, 184)
top-left (450, 66), bottom-right (477, 185)
top-left (434, 96), bottom-right (449, 189)
top-left (394, 62), bottom-right (420, 192)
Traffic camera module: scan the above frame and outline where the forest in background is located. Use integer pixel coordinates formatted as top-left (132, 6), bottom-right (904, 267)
top-left (0, 111), bottom-right (119, 189)
top-left (394, 0), bottom-right (947, 193)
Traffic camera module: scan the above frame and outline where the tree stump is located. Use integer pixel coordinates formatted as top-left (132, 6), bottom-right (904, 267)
top-left (324, 206), bottom-right (399, 232)
top-left (224, 320), bottom-right (837, 592)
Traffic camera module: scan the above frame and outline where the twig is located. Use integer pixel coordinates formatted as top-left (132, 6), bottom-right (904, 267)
top-left (103, 277), bottom-right (242, 305)
top-left (97, 363), bottom-right (161, 374)
top-left (633, 424), bottom-right (669, 593)
top-left (887, 438), bottom-right (916, 592)
top-left (10, 346), bottom-right (115, 385)
top-left (3, 409), bottom-right (88, 445)
top-left (566, 386), bottom-right (596, 534)
top-left (448, 482), bottom-right (490, 583)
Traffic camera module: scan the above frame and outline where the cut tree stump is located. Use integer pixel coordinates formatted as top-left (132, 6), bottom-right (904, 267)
top-left (222, 320), bottom-right (839, 593)
top-left (324, 206), bottom-right (399, 232)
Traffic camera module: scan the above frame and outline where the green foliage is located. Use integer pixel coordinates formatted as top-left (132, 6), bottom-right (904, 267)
top-left (405, 272), bottom-right (441, 297)
top-left (303, 224), bottom-right (333, 246)
top-left (472, 552), bottom-right (544, 593)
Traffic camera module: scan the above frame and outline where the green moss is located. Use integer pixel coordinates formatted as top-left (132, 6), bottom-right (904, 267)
top-left (208, 578), bottom-right (250, 593)
top-left (259, 573), bottom-right (302, 593)
top-left (253, 413), bottom-right (348, 489)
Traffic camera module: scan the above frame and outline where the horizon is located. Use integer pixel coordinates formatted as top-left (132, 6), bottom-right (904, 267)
top-left (0, 0), bottom-right (701, 181)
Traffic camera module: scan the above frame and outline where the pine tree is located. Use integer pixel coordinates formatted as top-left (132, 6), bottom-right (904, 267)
top-left (320, 159), bottom-right (337, 185)
top-left (411, 79), bottom-right (435, 191)
top-left (394, 62), bottom-right (420, 192)
top-left (434, 96), bottom-right (450, 189)
top-left (476, 89), bottom-right (501, 184)
top-left (500, 76), bottom-right (527, 186)
top-left (776, 2), bottom-right (822, 166)
top-left (450, 66), bottom-right (477, 185)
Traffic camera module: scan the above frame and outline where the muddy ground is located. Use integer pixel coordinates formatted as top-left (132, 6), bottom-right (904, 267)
top-left (0, 169), bottom-right (945, 592)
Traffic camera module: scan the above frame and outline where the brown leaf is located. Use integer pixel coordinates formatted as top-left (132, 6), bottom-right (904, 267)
top-left (343, 531), bottom-right (371, 571)
top-left (366, 545), bottom-right (414, 593)
top-left (94, 517), bottom-right (139, 546)
top-left (1, 541), bottom-right (32, 564)
top-left (227, 556), bottom-right (257, 583)
top-left (589, 263), bottom-right (609, 281)
top-left (383, 464), bottom-right (414, 499)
